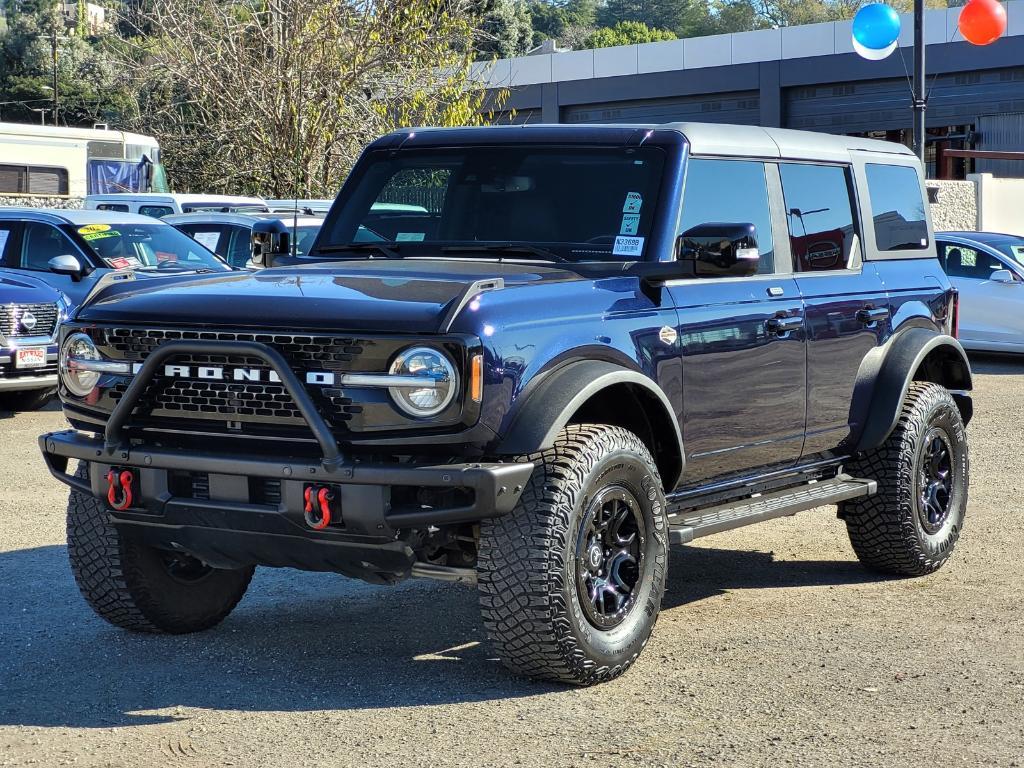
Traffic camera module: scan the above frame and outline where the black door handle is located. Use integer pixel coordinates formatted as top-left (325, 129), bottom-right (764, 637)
top-left (857, 307), bottom-right (890, 325)
top-left (766, 313), bottom-right (803, 335)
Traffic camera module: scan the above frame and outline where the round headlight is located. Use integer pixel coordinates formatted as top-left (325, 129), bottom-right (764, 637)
top-left (60, 332), bottom-right (101, 397)
top-left (388, 346), bottom-right (457, 418)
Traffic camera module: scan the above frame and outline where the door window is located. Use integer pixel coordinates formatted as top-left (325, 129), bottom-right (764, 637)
top-left (0, 223), bottom-right (17, 266)
top-left (865, 163), bottom-right (929, 250)
top-left (20, 222), bottom-right (80, 271)
top-left (678, 158), bottom-right (775, 274)
top-left (779, 163), bottom-right (857, 272)
top-left (939, 243), bottom-right (1006, 280)
top-left (95, 203), bottom-right (130, 212)
top-left (225, 226), bottom-right (253, 267)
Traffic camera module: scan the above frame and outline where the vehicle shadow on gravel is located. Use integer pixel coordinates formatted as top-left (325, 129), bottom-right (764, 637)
top-left (0, 543), bottom-right (885, 729)
top-left (967, 352), bottom-right (1024, 375)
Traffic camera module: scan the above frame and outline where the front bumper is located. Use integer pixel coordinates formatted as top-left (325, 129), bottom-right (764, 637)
top-left (41, 429), bottom-right (533, 582)
top-left (0, 343), bottom-right (58, 391)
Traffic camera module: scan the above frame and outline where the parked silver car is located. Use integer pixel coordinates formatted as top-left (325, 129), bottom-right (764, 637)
top-left (936, 231), bottom-right (1024, 353)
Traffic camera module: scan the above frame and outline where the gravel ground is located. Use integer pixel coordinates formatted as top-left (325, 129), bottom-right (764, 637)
top-left (1, 355), bottom-right (1022, 768)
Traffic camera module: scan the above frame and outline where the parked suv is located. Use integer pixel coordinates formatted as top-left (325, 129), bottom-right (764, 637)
top-left (0, 269), bottom-right (64, 410)
top-left (40, 124), bottom-right (972, 685)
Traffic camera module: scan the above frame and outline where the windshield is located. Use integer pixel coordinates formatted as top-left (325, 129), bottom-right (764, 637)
top-left (995, 241), bottom-right (1024, 268)
top-left (74, 223), bottom-right (231, 272)
top-left (321, 146), bottom-right (666, 262)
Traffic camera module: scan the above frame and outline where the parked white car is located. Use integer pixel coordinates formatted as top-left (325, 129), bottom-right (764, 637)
top-left (936, 231), bottom-right (1024, 353)
top-left (85, 193), bottom-right (268, 219)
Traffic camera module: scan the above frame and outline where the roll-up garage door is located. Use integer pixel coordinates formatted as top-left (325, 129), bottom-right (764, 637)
top-left (562, 92), bottom-right (760, 125)
top-left (785, 66), bottom-right (1024, 134)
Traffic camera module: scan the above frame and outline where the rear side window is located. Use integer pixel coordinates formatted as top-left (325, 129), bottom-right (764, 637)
top-left (780, 163), bottom-right (857, 272)
top-left (678, 159), bottom-right (775, 274)
top-left (0, 164), bottom-right (69, 195)
top-left (865, 164), bottom-right (928, 250)
top-left (96, 203), bottom-right (129, 212)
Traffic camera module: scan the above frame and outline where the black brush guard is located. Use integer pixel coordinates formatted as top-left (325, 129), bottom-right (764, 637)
top-left (39, 340), bottom-right (533, 581)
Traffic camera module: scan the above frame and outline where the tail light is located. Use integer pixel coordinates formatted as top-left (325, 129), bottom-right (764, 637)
top-left (948, 289), bottom-right (960, 339)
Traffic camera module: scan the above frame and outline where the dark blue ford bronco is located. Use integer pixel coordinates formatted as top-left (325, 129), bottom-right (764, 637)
top-left (40, 124), bottom-right (972, 685)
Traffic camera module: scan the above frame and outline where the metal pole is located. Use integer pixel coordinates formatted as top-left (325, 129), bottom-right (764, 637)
top-left (912, 0), bottom-right (926, 166)
top-left (51, 26), bottom-right (59, 126)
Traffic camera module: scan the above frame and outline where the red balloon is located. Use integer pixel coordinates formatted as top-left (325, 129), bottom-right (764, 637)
top-left (959, 0), bottom-right (1007, 46)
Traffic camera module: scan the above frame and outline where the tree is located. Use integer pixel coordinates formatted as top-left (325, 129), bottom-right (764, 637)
top-left (113, 0), bottom-right (497, 197)
top-left (585, 20), bottom-right (676, 47)
top-left (473, 0), bottom-right (533, 57)
top-left (597, 0), bottom-right (708, 37)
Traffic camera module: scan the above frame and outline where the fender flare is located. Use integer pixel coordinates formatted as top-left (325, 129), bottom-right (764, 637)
top-left (494, 360), bottom-right (685, 488)
top-left (854, 328), bottom-right (972, 453)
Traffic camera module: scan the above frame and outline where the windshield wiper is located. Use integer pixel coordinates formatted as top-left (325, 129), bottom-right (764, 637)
top-left (316, 242), bottom-right (401, 259)
top-left (441, 243), bottom-right (569, 263)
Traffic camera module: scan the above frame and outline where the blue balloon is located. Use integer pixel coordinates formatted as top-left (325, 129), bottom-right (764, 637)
top-left (852, 3), bottom-right (901, 52)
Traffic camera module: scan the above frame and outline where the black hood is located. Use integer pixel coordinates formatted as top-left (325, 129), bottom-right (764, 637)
top-left (74, 259), bottom-right (584, 333)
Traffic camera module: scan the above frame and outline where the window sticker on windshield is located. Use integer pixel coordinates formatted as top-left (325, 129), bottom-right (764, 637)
top-left (622, 192), bottom-right (643, 214)
top-left (613, 235), bottom-right (644, 257)
top-left (395, 232), bottom-right (425, 241)
top-left (77, 223), bottom-right (111, 235)
top-left (620, 213), bottom-right (640, 235)
top-left (82, 230), bottom-right (120, 242)
top-left (156, 251), bottom-right (178, 262)
top-left (192, 231), bottom-right (220, 251)
top-left (107, 256), bottom-right (141, 270)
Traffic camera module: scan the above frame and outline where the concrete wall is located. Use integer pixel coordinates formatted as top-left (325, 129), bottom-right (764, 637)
top-left (928, 181), bottom-right (978, 233)
top-left (0, 195), bottom-right (84, 210)
top-left (971, 173), bottom-right (1024, 236)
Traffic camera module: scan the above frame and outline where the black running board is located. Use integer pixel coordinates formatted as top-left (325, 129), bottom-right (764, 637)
top-left (668, 474), bottom-right (876, 545)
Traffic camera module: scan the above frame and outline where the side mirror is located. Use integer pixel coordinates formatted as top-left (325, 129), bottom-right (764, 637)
top-left (678, 222), bottom-right (760, 277)
top-left (990, 268), bottom-right (1017, 284)
top-left (250, 220), bottom-right (291, 268)
top-left (48, 254), bottom-right (84, 282)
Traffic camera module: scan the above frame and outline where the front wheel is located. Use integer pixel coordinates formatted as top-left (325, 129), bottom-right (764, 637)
top-left (67, 464), bottom-right (254, 633)
top-left (840, 382), bottom-right (969, 576)
top-left (477, 425), bottom-right (668, 685)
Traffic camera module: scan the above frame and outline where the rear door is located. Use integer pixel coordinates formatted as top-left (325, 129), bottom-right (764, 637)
top-left (668, 158), bottom-right (807, 486)
top-left (780, 161), bottom-right (889, 458)
top-left (938, 240), bottom-right (1024, 348)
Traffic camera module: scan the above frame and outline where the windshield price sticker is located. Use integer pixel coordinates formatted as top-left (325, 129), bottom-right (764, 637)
top-left (623, 192), bottom-right (643, 214)
top-left (78, 224), bottom-right (111, 235)
top-left (613, 235), bottom-right (644, 257)
top-left (620, 213), bottom-right (640, 235)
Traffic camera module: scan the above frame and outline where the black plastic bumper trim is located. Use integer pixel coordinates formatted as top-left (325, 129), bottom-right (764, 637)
top-left (39, 429), bottom-right (534, 525)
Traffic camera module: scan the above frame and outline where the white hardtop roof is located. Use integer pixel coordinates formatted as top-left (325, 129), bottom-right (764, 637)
top-left (86, 192), bottom-right (266, 203)
top-left (667, 122), bottom-right (916, 162)
top-left (0, 121), bottom-right (157, 145)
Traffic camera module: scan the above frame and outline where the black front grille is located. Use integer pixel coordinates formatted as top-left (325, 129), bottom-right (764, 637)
top-left (98, 327), bottom-right (394, 435)
top-left (101, 328), bottom-right (366, 371)
top-left (0, 303), bottom-right (59, 339)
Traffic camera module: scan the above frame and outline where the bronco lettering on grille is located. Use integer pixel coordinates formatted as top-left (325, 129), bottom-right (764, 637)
top-left (148, 364), bottom-right (336, 386)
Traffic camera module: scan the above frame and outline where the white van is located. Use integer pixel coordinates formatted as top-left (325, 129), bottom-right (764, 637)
top-left (85, 193), bottom-right (268, 219)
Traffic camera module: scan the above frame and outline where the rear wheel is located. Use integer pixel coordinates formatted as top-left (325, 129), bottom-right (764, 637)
top-left (477, 425), bottom-right (668, 685)
top-left (67, 464), bottom-right (254, 633)
top-left (840, 382), bottom-right (968, 576)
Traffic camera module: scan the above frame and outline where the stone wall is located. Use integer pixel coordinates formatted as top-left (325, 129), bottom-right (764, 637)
top-left (927, 180), bottom-right (977, 233)
top-left (0, 195), bottom-right (84, 210)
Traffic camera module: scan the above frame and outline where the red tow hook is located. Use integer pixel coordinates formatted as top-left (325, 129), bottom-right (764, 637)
top-left (106, 469), bottom-right (135, 511)
top-left (303, 485), bottom-right (335, 530)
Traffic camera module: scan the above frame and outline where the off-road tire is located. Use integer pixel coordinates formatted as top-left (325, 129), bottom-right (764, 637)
top-left (0, 387), bottom-right (55, 412)
top-left (67, 463), bottom-right (254, 633)
top-left (477, 424), bottom-right (668, 685)
top-left (840, 382), bottom-right (968, 576)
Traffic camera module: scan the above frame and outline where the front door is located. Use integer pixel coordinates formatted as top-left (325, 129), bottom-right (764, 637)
top-left (669, 157), bottom-right (807, 486)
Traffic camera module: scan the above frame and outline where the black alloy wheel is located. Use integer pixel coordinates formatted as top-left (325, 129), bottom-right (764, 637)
top-left (918, 428), bottom-right (953, 535)
top-left (575, 486), bottom-right (646, 629)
